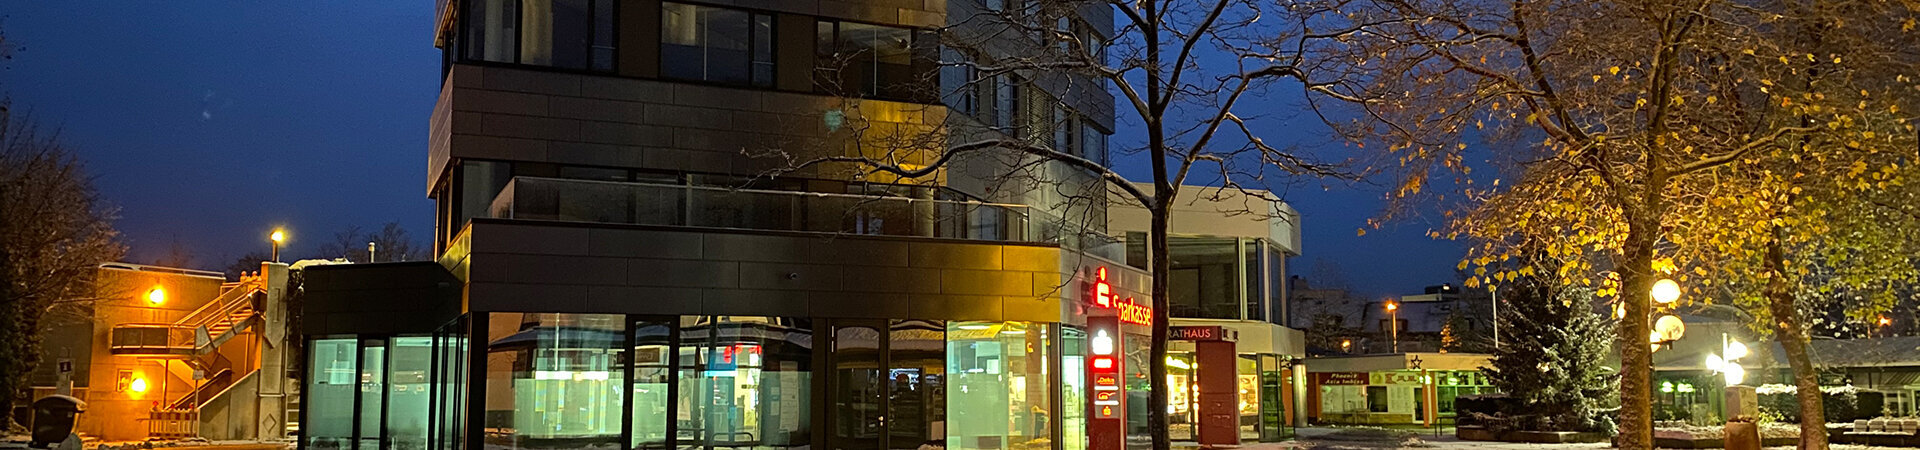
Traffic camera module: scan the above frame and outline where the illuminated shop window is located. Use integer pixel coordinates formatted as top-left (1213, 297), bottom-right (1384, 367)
top-left (631, 318), bottom-right (674, 449)
top-left (387, 337), bottom-right (434, 450)
top-left (307, 339), bottom-right (359, 450)
top-left (1060, 327), bottom-right (1087, 450)
top-left (485, 313), bottom-right (627, 450)
top-left (677, 316), bottom-right (813, 450)
top-left (946, 321), bottom-right (1052, 450)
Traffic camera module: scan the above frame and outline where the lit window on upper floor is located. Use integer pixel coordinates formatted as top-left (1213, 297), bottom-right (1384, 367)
top-left (815, 20), bottom-right (939, 103)
top-left (661, 3), bottom-right (774, 88)
top-left (464, 0), bottom-right (617, 72)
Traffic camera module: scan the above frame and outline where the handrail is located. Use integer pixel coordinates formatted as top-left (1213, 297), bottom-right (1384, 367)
top-left (178, 279), bottom-right (261, 331)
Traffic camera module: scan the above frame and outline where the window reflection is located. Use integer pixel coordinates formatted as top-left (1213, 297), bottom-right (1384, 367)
top-left (662, 3), bottom-right (773, 87)
top-left (307, 339), bottom-right (358, 450)
top-left (485, 313), bottom-right (626, 450)
top-left (678, 316), bottom-right (813, 450)
top-left (832, 322), bottom-right (884, 450)
top-left (634, 319), bottom-right (676, 449)
top-left (947, 321), bottom-right (1050, 450)
top-left (888, 320), bottom-right (946, 450)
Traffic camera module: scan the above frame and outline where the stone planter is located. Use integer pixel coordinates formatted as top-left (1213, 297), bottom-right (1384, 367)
top-left (1724, 422), bottom-right (1761, 450)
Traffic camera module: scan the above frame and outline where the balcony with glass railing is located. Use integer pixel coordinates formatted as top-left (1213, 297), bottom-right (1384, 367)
top-left (484, 176), bottom-right (1125, 260)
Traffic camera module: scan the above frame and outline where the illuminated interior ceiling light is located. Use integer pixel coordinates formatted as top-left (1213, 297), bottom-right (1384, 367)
top-left (957, 323), bottom-right (992, 331)
top-left (1652, 279), bottom-right (1682, 304)
top-left (1167, 358), bottom-right (1191, 369)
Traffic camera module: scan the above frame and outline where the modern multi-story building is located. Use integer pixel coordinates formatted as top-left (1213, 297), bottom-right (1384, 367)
top-left (288, 1), bottom-right (1296, 450)
top-left (1106, 185), bottom-right (1308, 440)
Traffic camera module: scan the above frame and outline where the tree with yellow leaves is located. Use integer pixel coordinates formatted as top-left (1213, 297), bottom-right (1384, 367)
top-left (1304, 0), bottom-right (1920, 447)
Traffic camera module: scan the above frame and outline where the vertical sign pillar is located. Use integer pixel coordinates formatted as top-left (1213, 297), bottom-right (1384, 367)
top-left (1087, 316), bottom-right (1124, 450)
top-left (1195, 340), bottom-right (1240, 446)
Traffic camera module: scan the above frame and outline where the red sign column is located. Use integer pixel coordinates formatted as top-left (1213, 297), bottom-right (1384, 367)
top-left (1195, 340), bottom-right (1240, 446)
top-left (1087, 316), bottom-right (1124, 450)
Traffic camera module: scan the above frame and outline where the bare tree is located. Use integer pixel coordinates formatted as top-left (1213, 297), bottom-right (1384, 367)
top-left (0, 104), bottom-right (126, 427)
top-left (314, 221), bottom-right (429, 263)
top-left (755, 1), bottom-right (1371, 448)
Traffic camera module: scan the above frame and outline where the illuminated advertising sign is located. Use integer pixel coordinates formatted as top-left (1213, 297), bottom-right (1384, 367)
top-left (1090, 267), bottom-right (1152, 325)
top-left (1087, 315), bottom-right (1125, 449)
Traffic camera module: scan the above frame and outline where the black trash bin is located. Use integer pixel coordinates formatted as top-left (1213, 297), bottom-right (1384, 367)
top-left (30, 395), bottom-right (86, 449)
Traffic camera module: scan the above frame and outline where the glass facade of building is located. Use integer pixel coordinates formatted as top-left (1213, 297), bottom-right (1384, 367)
top-left (1124, 234), bottom-right (1289, 325)
top-left (305, 314), bottom-right (1143, 450)
top-left (305, 319), bottom-right (471, 450)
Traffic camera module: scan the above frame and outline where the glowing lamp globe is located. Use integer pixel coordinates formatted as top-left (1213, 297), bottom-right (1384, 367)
top-left (1724, 341), bottom-right (1749, 361)
top-left (1651, 279), bottom-right (1682, 304)
top-left (1653, 315), bottom-right (1686, 342)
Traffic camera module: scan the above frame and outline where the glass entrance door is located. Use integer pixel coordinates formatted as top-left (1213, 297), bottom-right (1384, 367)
top-left (887, 320), bottom-right (945, 450)
top-left (832, 321), bottom-right (885, 450)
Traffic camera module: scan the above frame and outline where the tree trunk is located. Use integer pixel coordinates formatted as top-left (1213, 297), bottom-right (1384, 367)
top-left (1148, 204), bottom-right (1172, 450)
top-left (1616, 190), bottom-right (1663, 450)
top-left (1764, 226), bottom-right (1827, 449)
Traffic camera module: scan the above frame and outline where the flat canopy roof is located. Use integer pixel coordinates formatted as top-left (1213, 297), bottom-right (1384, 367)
top-left (1305, 352), bottom-right (1492, 373)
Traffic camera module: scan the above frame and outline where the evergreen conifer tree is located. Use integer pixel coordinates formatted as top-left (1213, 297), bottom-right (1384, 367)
top-left (1481, 277), bottom-right (1618, 432)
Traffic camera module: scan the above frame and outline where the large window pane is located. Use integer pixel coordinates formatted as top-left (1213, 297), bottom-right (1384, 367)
top-left (1244, 239), bottom-right (1263, 322)
top-left (1237, 356), bottom-right (1260, 440)
top-left (1167, 237), bottom-right (1243, 319)
top-left (816, 21), bottom-right (935, 102)
top-left (888, 320), bottom-right (945, 450)
top-left (521, 0), bottom-right (592, 69)
top-left (486, 313), bottom-right (626, 450)
top-left (461, 160), bottom-right (513, 227)
top-left (307, 338), bottom-right (359, 450)
top-left (633, 318), bottom-right (676, 449)
top-left (947, 321), bottom-right (1051, 450)
top-left (1122, 333), bottom-right (1150, 450)
top-left (359, 340), bottom-right (387, 450)
top-left (431, 320), bottom-right (471, 450)
top-left (1059, 327), bottom-right (1086, 450)
top-left (468, 0), bottom-right (518, 63)
top-left (832, 323), bottom-right (884, 450)
top-left (663, 3), bottom-right (755, 85)
top-left (1166, 352), bottom-right (1194, 441)
top-left (1267, 245), bottom-right (1287, 326)
top-left (592, 0), bottom-right (616, 72)
top-left (388, 337), bottom-right (434, 450)
top-left (679, 316), bottom-right (813, 450)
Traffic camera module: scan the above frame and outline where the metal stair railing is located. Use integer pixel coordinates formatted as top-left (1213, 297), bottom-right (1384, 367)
top-left (178, 278), bottom-right (263, 334)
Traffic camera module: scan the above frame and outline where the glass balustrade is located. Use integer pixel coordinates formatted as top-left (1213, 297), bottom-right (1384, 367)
top-left (486, 177), bottom-right (1125, 260)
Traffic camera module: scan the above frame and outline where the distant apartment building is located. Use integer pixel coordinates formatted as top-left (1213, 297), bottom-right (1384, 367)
top-left (1293, 284), bottom-right (1498, 426)
top-left (292, 1), bottom-right (1300, 450)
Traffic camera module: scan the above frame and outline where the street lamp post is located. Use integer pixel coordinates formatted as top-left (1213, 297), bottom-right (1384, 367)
top-left (1386, 301), bottom-right (1400, 353)
top-left (1491, 288), bottom-right (1500, 350)
top-left (269, 229), bottom-right (286, 263)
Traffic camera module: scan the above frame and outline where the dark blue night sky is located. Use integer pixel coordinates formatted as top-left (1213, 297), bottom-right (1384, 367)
top-left (1, 2), bottom-right (1462, 297)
